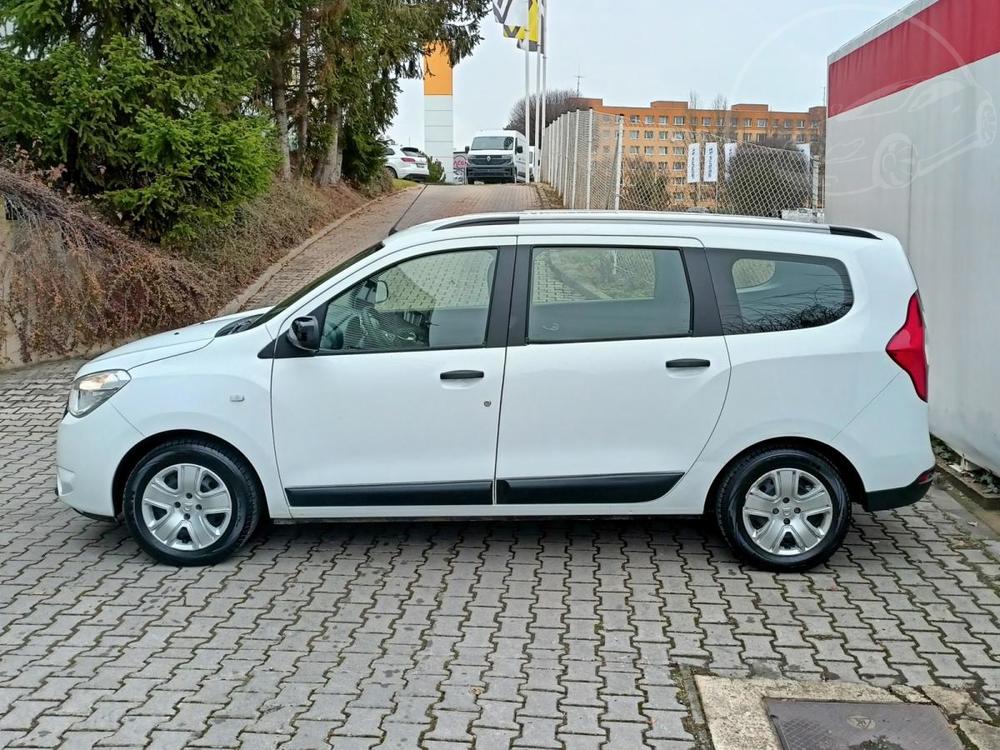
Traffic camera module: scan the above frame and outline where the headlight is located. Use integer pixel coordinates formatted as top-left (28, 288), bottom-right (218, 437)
top-left (68, 370), bottom-right (131, 417)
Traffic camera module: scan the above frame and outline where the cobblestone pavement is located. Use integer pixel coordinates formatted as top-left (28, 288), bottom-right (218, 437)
top-left (3, 185), bottom-right (1000, 749)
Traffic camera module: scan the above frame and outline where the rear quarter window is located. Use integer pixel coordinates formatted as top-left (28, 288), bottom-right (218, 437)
top-left (709, 250), bottom-right (853, 334)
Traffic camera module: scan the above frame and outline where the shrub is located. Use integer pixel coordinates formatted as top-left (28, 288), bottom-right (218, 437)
top-left (0, 165), bottom-right (367, 364)
top-left (341, 122), bottom-right (391, 187)
top-left (0, 37), bottom-right (275, 243)
top-left (427, 157), bottom-right (446, 184)
top-left (176, 179), bottom-right (366, 285)
top-left (0, 167), bottom-right (223, 363)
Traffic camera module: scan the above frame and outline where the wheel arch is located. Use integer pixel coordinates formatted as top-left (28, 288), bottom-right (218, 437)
top-left (112, 430), bottom-right (269, 519)
top-left (705, 436), bottom-right (866, 516)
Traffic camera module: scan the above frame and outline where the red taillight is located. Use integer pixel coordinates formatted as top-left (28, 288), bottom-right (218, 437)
top-left (886, 293), bottom-right (928, 402)
top-left (401, 157), bottom-right (416, 163)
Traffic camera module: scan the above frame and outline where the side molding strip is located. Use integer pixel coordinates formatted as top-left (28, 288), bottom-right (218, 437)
top-left (286, 481), bottom-right (494, 507)
top-left (497, 473), bottom-right (683, 505)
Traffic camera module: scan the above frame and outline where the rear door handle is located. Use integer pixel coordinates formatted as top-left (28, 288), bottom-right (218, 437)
top-left (440, 370), bottom-right (485, 380)
top-left (666, 359), bottom-right (711, 369)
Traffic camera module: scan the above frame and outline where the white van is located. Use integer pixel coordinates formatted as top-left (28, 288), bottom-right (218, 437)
top-left (465, 129), bottom-right (529, 183)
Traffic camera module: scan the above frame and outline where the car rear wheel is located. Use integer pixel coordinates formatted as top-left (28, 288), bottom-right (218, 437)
top-left (122, 439), bottom-right (263, 566)
top-left (715, 447), bottom-right (852, 572)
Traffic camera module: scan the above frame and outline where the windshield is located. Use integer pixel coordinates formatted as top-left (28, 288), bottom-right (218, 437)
top-left (471, 136), bottom-right (514, 151)
top-left (247, 241), bottom-right (385, 329)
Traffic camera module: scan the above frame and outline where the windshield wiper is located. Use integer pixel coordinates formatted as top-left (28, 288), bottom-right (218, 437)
top-left (215, 315), bottom-right (261, 337)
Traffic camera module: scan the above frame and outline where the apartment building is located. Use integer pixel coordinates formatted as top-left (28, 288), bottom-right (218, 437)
top-left (571, 98), bottom-right (826, 207)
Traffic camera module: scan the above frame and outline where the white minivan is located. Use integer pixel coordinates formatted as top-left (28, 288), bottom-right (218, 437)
top-left (57, 212), bottom-right (934, 571)
top-left (465, 129), bottom-right (529, 183)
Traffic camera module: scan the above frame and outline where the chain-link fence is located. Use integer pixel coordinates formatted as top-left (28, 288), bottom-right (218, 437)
top-left (543, 110), bottom-right (624, 210)
top-left (541, 109), bottom-right (823, 219)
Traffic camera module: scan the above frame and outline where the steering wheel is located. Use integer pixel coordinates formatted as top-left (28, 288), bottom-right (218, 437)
top-left (357, 306), bottom-right (398, 350)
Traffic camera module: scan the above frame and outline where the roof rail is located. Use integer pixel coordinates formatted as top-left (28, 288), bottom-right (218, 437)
top-left (432, 211), bottom-right (881, 239)
top-left (829, 225), bottom-right (881, 240)
top-left (434, 216), bottom-right (520, 231)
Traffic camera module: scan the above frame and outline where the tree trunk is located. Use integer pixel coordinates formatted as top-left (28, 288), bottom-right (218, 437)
top-left (296, 12), bottom-right (311, 177)
top-left (313, 103), bottom-right (341, 186)
top-left (270, 50), bottom-right (292, 181)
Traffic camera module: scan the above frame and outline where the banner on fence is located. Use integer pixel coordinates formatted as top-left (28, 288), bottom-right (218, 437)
top-left (703, 142), bottom-right (719, 183)
top-left (796, 143), bottom-right (812, 169)
top-left (687, 143), bottom-right (701, 184)
top-left (724, 142), bottom-right (738, 180)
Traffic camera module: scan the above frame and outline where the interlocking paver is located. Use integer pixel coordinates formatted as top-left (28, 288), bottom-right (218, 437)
top-left (2, 185), bottom-right (1000, 748)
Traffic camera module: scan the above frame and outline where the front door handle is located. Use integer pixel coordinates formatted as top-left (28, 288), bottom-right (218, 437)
top-left (666, 359), bottom-right (711, 369)
top-left (441, 370), bottom-right (485, 380)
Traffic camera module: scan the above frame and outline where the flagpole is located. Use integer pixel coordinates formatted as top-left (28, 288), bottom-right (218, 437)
top-left (539, 0), bottom-right (547, 183)
top-left (534, 1), bottom-right (542, 183)
top-left (523, 14), bottom-right (531, 184)
top-left (534, 54), bottom-right (541, 181)
top-left (540, 51), bottom-right (547, 181)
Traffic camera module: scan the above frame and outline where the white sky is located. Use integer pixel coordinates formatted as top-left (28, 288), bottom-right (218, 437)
top-left (385, 0), bottom-right (905, 150)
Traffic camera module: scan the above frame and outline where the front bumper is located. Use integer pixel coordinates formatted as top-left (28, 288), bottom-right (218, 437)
top-left (56, 402), bottom-right (143, 519)
top-left (864, 469), bottom-right (934, 511)
top-left (467, 165), bottom-right (515, 181)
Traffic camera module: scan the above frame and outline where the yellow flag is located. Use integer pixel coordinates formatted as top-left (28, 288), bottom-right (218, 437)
top-left (504, 0), bottom-right (542, 52)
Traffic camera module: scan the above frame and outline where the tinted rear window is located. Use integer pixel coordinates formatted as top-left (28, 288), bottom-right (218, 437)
top-left (709, 250), bottom-right (853, 334)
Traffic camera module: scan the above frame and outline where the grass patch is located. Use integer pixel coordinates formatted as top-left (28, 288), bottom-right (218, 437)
top-left (175, 179), bottom-right (367, 289)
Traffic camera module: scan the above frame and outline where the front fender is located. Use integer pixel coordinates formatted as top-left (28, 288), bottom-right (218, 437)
top-left (111, 334), bottom-right (288, 519)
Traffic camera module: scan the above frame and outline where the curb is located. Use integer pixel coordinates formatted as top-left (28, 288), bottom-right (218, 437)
top-left (534, 182), bottom-right (564, 209)
top-left (218, 185), bottom-right (422, 317)
top-left (936, 457), bottom-right (1000, 507)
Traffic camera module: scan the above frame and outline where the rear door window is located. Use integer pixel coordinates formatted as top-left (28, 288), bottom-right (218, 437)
top-left (709, 250), bottom-right (853, 334)
top-left (527, 247), bottom-right (692, 343)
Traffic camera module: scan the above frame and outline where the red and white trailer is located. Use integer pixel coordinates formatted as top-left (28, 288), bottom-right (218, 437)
top-left (826, 0), bottom-right (1000, 474)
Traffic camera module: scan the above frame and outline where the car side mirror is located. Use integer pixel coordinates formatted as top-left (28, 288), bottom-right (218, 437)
top-left (287, 316), bottom-right (321, 352)
top-left (516, 145), bottom-right (524, 154)
top-left (464, 145), bottom-right (470, 153)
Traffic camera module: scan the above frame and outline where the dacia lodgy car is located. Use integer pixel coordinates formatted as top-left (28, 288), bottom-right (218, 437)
top-left (57, 212), bottom-right (934, 571)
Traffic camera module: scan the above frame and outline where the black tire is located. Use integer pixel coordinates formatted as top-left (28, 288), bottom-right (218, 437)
top-left (714, 447), bottom-right (852, 572)
top-left (386, 166), bottom-right (398, 179)
top-left (122, 439), bottom-right (264, 566)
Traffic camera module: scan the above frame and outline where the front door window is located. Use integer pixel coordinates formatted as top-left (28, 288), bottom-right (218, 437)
top-left (319, 249), bottom-right (498, 352)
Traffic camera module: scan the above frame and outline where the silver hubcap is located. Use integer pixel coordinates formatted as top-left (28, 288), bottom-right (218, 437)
top-left (741, 468), bottom-right (834, 556)
top-left (140, 464), bottom-right (232, 551)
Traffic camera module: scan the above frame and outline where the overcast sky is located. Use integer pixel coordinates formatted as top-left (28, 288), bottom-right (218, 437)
top-left (385, 0), bottom-right (904, 150)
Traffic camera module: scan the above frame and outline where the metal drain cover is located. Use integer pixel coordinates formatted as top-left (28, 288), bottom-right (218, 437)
top-left (766, 699), bottom-right (962, 750)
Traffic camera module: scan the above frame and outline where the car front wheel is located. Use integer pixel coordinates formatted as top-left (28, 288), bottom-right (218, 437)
top-left (122, 440), bottom-right (264, 566)
top-left (715, 447), bottom-right (852, 572)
